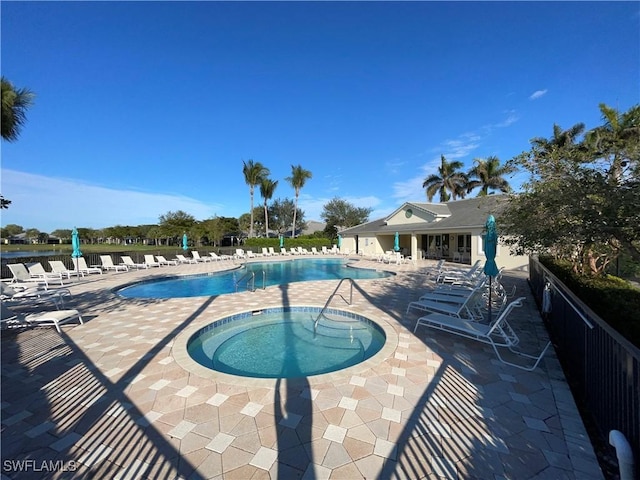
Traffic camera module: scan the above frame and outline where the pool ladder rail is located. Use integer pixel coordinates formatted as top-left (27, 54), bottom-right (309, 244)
top-left (313, 277), bottom-right (356, 335)
top-left (234, 270), bottom-right (266, 292)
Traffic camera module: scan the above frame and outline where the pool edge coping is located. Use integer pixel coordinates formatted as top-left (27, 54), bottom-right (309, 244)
top-left (172, 303), bottom-right (400, 388)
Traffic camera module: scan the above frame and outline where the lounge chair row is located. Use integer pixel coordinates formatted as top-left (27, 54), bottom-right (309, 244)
top-left (234, 246), bottom-right (340, 259)
top-left (407, 266), bottom-right (550, 371)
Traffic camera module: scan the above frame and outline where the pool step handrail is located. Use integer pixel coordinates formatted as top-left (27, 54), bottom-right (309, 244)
top-left (235, 271), bottom-right (255, 292)
top-left (234, 270), bottom-right (267, 292)
top-left (314, 278), bottom-right (356, 334)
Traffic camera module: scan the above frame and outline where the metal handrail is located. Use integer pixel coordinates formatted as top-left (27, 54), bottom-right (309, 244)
top-left (235, 271), bottom-right (255, 292)
top-left (314, 278), bottom-right (356, 334)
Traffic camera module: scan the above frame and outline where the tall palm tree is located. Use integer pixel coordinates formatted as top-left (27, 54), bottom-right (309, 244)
top-left (260, 178), bottom-right (278, 237)
top-left (585, 103), bottom-right (640, 184)
top-left (1, 77), bottom-right (35, 142)
top-left (422, 155), bottom-right (468, 202)
top-left (285, 164), bottom-right (312, 237)
top-left (466, 156), bottom-right (515, 196)
top-left (530, 122), bottom-right (585, 175)
top-left (242, 160), bottom-right (270, 238)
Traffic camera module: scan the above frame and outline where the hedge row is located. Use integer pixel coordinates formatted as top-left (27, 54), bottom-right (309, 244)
top-left (541, 257), bottom-right (640, 348)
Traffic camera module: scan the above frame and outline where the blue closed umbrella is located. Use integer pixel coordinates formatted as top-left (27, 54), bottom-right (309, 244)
top-left (337, 234), bottom-right (342, 249)
top-left (71, 227), bottom-right (82, 278)
top-left (483, 215), bottom-right (500, 324)
top-left (279, 235), bottom-right (284, 248)
top-left (182, 233), bottom-right (188, 251)
top-left (394, 232), bottom-right (400, 252)
top-left (71, 227), bottom-right (82, 258)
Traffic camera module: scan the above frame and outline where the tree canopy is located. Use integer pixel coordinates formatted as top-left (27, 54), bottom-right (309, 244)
top-left (501, 103), bottom-right (640, 274)
top-left (321, 198), bottom-right (372, 238)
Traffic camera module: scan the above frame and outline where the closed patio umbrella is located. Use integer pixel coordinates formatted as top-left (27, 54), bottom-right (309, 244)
top-left (337, 234), bottom-right (342, 250)
top-left (483, 215), bottom-right (500, 324)
top-left (71, 227), bottom-right (82, 278)
top-left (182, 233), bottom-right (188, 251)
top-left (279, 235), bottom-right (284, 248)
top-left (394, 232), bottom-right (400, 252)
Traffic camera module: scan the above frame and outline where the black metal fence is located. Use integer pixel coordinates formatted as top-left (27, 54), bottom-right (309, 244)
top-left (529, 257), bottom-right (640, 467)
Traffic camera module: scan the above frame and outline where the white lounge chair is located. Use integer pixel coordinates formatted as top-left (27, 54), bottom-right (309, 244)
top-left (1, 302), bottom-right (83, 333)
top-left (176, 254), bottom-right (198, 264)
top-left (246, 250), bottom-right (257, 258)
top-left (144, 255), bottom-right (161, 267)
top-left (436, 260), bottom-right (482, 285)
top-left (280, 248), bottom-right (290, 256)
top-left (73, 257), bottom-right (103, 275)
top-left (192, 251), bottom-right (212, 263)
top-left (99, 255), bottom-right (128, 272)
top-left (261, 247), bottom-right (271, 257)
top-left (235, 249), bottom-right (246, 259)
top-left (49, 260), bottom-right (83, 278)
top-left (268, 247), bottom-right (276, 256)
top-left (209, 252), bottom-right (232, 261)
top-left (156, 255), bottom-right (178, 266)
top-left (1, 283), bottom-right (71, 310)
top-left (311, 247), bottom-right (320, 255)
top-left (407, 286), bottom-right (485, 321)
top-left (121, 256), bottom-right (148, 270)
top-left (26, 262), bottom-right (65, 286)
top-left (414, 297), bottom-right (552, 371)
top-left (8, 264), bottom-right (50, 288)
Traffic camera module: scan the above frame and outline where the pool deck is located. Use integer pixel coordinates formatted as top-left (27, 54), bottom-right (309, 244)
top-left (1, 255), bottom-right (604, 479)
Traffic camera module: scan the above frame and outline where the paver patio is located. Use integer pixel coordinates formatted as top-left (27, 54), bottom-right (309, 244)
top-left (1, 256), bottom-right (604, 479)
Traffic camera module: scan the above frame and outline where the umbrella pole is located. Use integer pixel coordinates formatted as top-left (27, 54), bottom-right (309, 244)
top-left (487, 276), bottom-right (492, 324)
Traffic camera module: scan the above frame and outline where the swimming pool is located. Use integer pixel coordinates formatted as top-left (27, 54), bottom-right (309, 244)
top-left (187, 306), bottom-right (386, 378)
top-left (117, 258), bottom-right (392, 299)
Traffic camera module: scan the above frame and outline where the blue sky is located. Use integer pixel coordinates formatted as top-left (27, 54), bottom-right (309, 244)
top-left (2, 1), bottom-right (638, 233)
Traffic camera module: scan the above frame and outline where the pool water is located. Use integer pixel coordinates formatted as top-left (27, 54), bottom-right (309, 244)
top-left (187, 307), bottom-right (386, 378)
top-left (118, 258), bottom-right (391, 299)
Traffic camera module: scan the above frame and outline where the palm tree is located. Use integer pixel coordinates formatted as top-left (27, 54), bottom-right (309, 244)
top-left (260, 178), bottom-right (278, 237)
top-left (242, 160), bottom-right (270, 238)
top-left (466, 156), bottom-right (515, 196)
top-left (585, 103), bottom-right (640, 184)
top-left (422, 155), bottom-right (468, 202)
top-left (285, 165), bottom-right (312, 237)
top-left (530, 122), bottom-right (585, 175)
top-left (1, 77), bottom-right (35, 142)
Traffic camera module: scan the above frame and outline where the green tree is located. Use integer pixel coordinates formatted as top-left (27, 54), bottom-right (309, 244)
top-left (321, 198), bottom-right (372, 239)
top-left (1, 77), bottom-right (35, 142)
top-left (158, 210), bottom-right (196, 244)
top-left (422, 155), bottom-right (468, 202)
top-left (502, 104), bottom-right (640, 274)
top-left (585, 103), bottom-right (640, 184)
top-left (270, 198), bottom-right (305, 236)
top-left (260, 178), bottom-right (278, 237)
top-left (466, 156), bottom-right (515, 196)
top-left (285, 165), bottom-right (312, 237)
top-left (1, 224), bottom-right (24, 239)
top-left (242, 159), bottom-right (270, 238)
top-left (2, 77), bottom-right (35, 208)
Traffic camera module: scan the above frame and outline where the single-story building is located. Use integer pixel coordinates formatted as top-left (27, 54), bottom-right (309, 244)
top-left (338, 195), bottom-right (528, 271)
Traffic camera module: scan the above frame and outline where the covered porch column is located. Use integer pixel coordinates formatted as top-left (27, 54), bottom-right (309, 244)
top-left (411, 233), bottom-right (418, 264)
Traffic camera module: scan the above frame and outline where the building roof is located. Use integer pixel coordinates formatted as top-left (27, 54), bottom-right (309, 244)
top-left (339, 195), bottom-right (510, 235)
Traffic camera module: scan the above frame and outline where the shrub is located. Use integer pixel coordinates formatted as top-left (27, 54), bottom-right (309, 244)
top-left (541, 257), bottom-right (640, 348)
